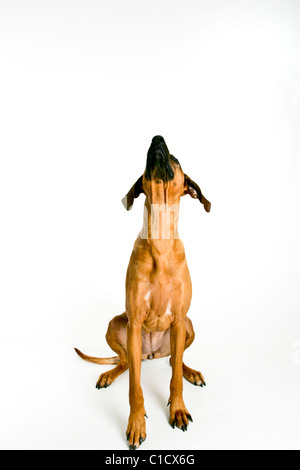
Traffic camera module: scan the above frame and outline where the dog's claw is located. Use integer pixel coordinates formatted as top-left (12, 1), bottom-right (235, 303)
top-left (96, 383), bottom-right (108, 389)
top-left (194, 380), bottom-right (205, 387)
top-left (129, 445), bottom-right (136, 450)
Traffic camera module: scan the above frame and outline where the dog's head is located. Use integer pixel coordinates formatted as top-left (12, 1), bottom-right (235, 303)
top-left (122, 136), bottom-right (211, 213)
top-left (145, 135), bottom-right (174, 182)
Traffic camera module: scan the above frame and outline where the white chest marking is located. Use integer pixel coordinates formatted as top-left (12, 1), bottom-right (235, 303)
top-left (165, 300), bottom-right (172, 318)
top-left (144, 290), bottom-right (151, 308)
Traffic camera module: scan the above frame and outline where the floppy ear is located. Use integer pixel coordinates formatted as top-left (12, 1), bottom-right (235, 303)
top-left (184, 174), bottom-right (211, 213)
top-left (121, 175), bottom-right (144, 211)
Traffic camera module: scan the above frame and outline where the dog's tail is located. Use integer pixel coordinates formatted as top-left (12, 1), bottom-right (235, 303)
top-left (74, 348), bottom-right (120, 365)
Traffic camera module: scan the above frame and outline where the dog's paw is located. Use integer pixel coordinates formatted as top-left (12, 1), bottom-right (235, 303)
top-left (168, 399), bottom-right (193, 432)
top-left (126, 410), bottom-right (147, 450)
top-left (95, 371), bottom-right (114, 389)
top-left (183, 367), bottom-right (206, 387)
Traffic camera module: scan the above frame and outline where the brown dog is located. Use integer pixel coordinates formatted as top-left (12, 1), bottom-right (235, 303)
top-left (75, 136), bottom-right (211, 449)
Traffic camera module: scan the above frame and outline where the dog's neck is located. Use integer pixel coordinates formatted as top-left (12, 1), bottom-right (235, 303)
top-left (139, 199), bottom-right (180, 247)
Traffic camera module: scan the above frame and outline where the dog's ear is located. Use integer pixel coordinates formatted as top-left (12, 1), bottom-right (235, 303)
top-left (184, 174), bottom-right (211, 213)
top-left (122, 175), bottom-right (145, 211)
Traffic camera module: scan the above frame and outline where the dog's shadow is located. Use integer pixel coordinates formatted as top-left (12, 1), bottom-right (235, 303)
top-left (97, 369), bottom-right (129, 445)
top-left (141, 358), bottom-right (171, 421)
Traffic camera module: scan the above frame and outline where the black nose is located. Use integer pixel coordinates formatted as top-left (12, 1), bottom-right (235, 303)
top-left (152, 135), bottom-right (165, 144)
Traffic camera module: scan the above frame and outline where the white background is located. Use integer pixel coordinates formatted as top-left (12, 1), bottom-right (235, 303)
top-left (1, 0), bottom-right (300, 450)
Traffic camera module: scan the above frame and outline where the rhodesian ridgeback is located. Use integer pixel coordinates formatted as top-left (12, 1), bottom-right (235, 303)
top-left (75, 135), bottom-right (211, 449)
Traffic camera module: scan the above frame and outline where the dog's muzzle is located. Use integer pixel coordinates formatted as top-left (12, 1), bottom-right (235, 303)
top-left (145, 136), bottom-right (174, 181)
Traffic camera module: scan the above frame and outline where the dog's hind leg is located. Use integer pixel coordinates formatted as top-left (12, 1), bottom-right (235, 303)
top-left (181, 317), bottom-right (206, 387)
top-left (96, 313), bottom-right (129, 389)
top-left (165, 317), bottom-right (206, 387)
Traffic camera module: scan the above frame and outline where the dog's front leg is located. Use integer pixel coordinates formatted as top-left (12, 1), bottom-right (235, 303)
top-left (126, 319), bottom-right (147, 449)
top-left (169, 319), bottom-right (193, 431)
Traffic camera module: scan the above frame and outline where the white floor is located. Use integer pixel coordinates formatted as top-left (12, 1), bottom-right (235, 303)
top-left (1, 284), bottom-right (299, 451)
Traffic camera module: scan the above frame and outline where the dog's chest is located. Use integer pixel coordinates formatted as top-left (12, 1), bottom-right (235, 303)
top-left (143, 288), bottom-right (175, 332)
